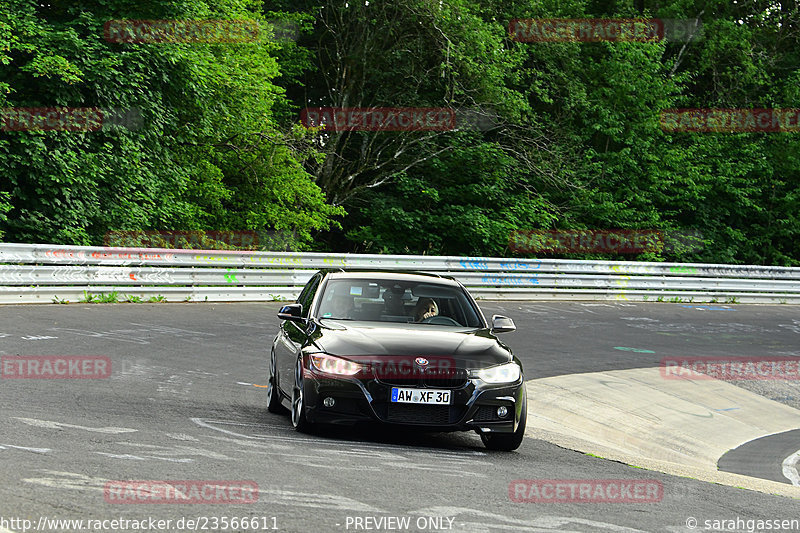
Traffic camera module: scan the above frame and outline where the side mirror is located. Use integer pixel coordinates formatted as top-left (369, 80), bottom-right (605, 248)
top-left (278, 303), bottom-right (305, 323)
top-left (490, 315), bottom-right (516, 334)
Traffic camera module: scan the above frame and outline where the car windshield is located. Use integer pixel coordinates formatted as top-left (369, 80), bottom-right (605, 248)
top-left (316, 278), bottom-right (484, 328)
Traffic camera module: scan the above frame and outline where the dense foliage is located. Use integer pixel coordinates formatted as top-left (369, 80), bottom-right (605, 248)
top-left (1, 0), bottom-right (797, 263)
top-left (0, 0), bottom-right (342, 248)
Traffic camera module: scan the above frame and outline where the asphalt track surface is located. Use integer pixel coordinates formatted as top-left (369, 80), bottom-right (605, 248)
top-left (718, 429), bottom-right (800, 484)
top-left (1, 302), bottom-right (799, 532)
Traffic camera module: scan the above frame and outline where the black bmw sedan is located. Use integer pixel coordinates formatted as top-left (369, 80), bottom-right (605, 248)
top-left (267, 270), bottom-right (526, 451)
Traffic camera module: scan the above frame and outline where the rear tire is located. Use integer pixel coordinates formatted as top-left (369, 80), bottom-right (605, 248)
top-left (481, 398), bottom-right (526, 451)
top-left (267, 350), bottom-right (286, 414)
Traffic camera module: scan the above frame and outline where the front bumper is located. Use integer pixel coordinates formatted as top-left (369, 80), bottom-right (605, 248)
top-left (301, 368), bottom-right (525, 433)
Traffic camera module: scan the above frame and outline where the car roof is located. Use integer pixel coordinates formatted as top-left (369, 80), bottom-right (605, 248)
top-left (321, 269), bottom-right (460, 286)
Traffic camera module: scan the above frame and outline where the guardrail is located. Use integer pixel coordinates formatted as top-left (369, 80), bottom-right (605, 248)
top-left (0, 243), bottom-right (798, 304)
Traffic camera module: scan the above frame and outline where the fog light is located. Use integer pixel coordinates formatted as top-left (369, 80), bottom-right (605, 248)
top-left (323, 397), bottom-right (335, 407)
top-left (496, 406), bottom-right (508, 418)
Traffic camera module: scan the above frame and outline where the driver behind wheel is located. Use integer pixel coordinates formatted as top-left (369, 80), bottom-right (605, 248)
top-left (413, 297), bottom-right (438, 322)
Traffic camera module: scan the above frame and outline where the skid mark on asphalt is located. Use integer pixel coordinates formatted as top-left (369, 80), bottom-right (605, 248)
top-left (275, 455), bottom-right (383, 472)
top-left (156, 374), bottom-right (193, 396)
top-left (779, 319), bottom-right (800, 334)
top-left (13, 417), bottom-right (137, 434)
top-left (186, 369), bottom-right (219, 377)
top-left (561, 318), bottom-right (614, 329)
top-left (23, 470), bottom-right (108, 493)
top-left (7, 418), bottom-right (231, 464)
top-left (0, 443), bottom-right (51, 454)
top-left (211, 433), bottom-right (486, 474)
top-left (89, 441), bottom-right (234, 463)
top-left (94, 452), bottom-right (194, 463)
top-left (119, 441), bottom-right (231, 459)
top-left (24, 471), bottom-right (387, 514)
top-left (519, 304), bottom-right (588, 316)
top-left (195, 417), bottom-right (488, 454)
top-left (625, 321), bottom-right (773, 335)
top-left (261, 488), bottom-right (385, 512)
top-left (194, 418), bottom-right (294, 433)
top-left (193, 418), bottom-right (490, 477)
top-left (47, 323), bottom-right (216, 345)
top-left (219, 320), bottom-right (274, 329)
top-left (48, 327), bottom-right (151, 344)
top-left (165, 433), bottom-right (199, 441)
top-left (3, 422), bottom-right (237, 464)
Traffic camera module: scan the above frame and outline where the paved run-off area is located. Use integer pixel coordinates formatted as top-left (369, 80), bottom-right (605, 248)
top-left (527, 368), bottom-right (800, 496)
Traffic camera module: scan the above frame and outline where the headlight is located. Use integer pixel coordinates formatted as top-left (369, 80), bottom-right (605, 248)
top-left (469, 362), bottom-right (521, 384)
top-left (309, 353), bottom-right (362, 376)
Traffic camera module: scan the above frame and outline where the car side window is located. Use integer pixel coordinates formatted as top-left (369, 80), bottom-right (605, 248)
top-left (297, 275), bottom-right (321, 318)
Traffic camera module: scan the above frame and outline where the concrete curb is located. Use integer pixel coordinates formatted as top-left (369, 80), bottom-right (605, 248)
top-left (524, 367), bottom-right (800, 499)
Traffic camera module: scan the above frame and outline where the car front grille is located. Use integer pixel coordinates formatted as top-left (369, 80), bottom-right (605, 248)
top-left (423, 375), bottom-right (468, 388)
top-left (385, 403), bottom-right (466, 425)
top-left (378, 377), bottom-right (423, 387)
top-left (377, 369), bottom-right (468, 389)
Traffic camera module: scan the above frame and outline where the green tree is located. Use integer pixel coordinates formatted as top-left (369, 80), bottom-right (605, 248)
top-left (0, 0), bottom-right (342, 248)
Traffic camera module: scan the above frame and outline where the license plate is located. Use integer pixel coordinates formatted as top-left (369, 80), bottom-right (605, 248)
top-left (390, 388), bottom-right (451, 405)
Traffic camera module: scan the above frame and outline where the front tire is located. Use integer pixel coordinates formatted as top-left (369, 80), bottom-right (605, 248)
top-left (291, 358), bottom-right (313, 433)
top-left (267, 350), bottom-right (286, 414)
top-left (481, 397), bottom-right (526, 451)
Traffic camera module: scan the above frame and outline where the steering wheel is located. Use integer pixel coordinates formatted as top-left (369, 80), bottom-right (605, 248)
top-left (420, 315), bottom-right (461, 326)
